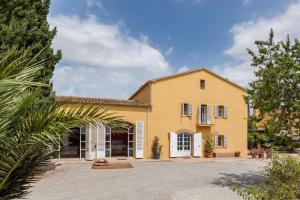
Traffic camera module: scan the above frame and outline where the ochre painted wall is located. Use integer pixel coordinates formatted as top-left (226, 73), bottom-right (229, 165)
top-left (142, 70), bottom-right (247, 159)
top-left (130, 83), bottom-right (151, 104)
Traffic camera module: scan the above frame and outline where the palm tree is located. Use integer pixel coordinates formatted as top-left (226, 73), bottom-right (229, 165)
top-left (0, 50), bottom-right (118, 199)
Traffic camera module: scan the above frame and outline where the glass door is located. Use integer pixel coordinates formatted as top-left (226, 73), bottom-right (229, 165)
top-left (105, 126), bottom-right (111, 157)
top-left (128, 126), bottom-right (134, 157)
top-left (79, 126), bottom-right (86, 159)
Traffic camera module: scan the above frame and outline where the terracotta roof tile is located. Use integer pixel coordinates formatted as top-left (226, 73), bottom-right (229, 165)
top-left (56, 96), bottom-right (150, 107)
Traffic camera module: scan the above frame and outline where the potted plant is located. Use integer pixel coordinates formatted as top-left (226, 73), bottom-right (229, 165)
top-left (204, 139), bottom-right (214, 158)
top-left (235, 151), bottom-right (241, 157)
top-left (250, 149), bottom-right (258, 159)
top-left (151, 136), bottom-right (162, 159)
top-left (258, 150), bottom-right (264, 159)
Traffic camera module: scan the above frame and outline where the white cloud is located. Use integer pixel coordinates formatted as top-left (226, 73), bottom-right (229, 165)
top-left (212, 61), bottom-right (255, 87)
top-left (50, 15), bottom-right (172, 98)
top-left (224, 0), bottom-right (300, 60)
top-left (219, 0), bottom-right (300, 88)
top-left (86, 0), bottom-right (103, 8)
top-left (164, 47), bottom-right (174, 56)
top-left (177, 65), bottom-right (190, 73)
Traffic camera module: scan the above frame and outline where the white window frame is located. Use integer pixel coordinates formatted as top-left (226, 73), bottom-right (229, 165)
top-left (181, 103), bottom-right (192, 117)
top-left (216, 105), bottom-right (224, 118)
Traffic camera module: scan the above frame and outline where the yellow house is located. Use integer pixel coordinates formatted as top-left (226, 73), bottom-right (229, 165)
top-left (57, 68), bottom-right (247, 160)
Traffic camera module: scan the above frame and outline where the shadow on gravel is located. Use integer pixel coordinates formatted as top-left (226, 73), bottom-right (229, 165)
top-left (34, 161), bottom-right (58, 176)
top-left (211, 171), bottom-right (266, 189)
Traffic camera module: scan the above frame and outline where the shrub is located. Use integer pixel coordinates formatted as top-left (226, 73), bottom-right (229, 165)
top-left (204, 139), bottom-right (214, 153)
top-left (235, 154), bottom-right (300, 200)
top-left (151, 136), bottom-right (162, 159)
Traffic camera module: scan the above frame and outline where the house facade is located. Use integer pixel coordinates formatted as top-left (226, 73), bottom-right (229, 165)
top-left (57, 68), bottom-right (247, 160)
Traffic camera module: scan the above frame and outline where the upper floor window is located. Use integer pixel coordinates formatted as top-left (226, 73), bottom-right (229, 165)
top-left (200, 79), bottom-right (205, 89)
top-left (215, 105), bottom-right (228, 118)
top-left (181, 103), bottom-right (192, 116)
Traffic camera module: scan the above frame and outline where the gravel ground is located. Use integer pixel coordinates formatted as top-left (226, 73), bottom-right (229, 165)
top-left (26, 159), bottom-right (265, 200)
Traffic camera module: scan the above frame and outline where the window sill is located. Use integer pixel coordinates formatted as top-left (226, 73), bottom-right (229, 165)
top-left (196, 123), bottom-right (214, 126)
top-left (215, 146), bottom-right (227, 149)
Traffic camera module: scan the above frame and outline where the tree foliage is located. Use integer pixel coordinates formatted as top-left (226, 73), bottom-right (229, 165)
top-left (246, 30), bottom-right (300, 137)
top-left (0, 0), bottom-right (61, 84)
top-left (0, 50), bottom-right (118, 199)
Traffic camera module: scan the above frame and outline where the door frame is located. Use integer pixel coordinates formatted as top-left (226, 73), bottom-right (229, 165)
top-left (176, 132), bottom-right (192, 157)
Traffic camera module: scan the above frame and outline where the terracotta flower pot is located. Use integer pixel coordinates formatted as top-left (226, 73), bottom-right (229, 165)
top-left (205, 152), bottom-right (213, 158)
top-left (251, 153), bottom-right (258, 159)
top-left (258, 153), bottom-right (264, 159)
top-left (235, 152), bottom-right (241, 157)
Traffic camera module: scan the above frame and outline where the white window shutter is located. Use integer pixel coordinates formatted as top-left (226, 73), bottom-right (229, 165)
top-left (82, 126), bottom-right (92, 160)
top-left (188, 104), bottom-right (192, 116)
top-left (207, 104), bottom-right (212, 124)
top-left (97, 123), bottom-right (106, 159)
top-left (88, 125), bottom-right (97, 160)
top-left (224, 136), bottom-right (228, 148)
top-left (214, 106), bottom-right (218, 118)
top-left (181, 103), bottom-right (184, 116)
top-left (193, 132), bottom-right (202, 157)
top-left (135, 121), bottom-right (144, 158)
top-left (214, 135), bottom-right (218, 147)
top-left (170, 132), bottom-right (177, 157)
top-left (224, 106), bottom-right (228, 118)
top-left (198, 105), bottom-right (201, 124)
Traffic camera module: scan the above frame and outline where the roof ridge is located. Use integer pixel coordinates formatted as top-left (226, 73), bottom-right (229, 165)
top-left (56, 96), bottom-right (150, 107)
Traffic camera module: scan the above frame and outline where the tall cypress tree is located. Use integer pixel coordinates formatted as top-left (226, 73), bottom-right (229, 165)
top-left (0, 0), bottom-right (62, 85)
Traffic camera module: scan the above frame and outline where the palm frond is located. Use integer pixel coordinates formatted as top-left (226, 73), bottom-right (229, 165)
top-left (0, 49), bottom-right (119, 199)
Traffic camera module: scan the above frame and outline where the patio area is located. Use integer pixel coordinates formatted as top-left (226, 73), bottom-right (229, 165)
top-left (27, 158), bottom-right (265, 200)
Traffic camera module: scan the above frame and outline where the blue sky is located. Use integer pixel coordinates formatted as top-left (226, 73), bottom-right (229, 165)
top-left (49, 0), bottom-right (300, 98)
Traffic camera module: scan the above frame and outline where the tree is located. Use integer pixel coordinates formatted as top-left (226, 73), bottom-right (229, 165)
top-left (246, 30), bottom-right (300, 139)
top-left (0, 50), bottom-right (117, 199)
top-left (0, 0), bottom-right (62, 85)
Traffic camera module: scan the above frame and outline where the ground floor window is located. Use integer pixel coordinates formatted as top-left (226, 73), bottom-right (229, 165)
top-left (177, 133), bottom-right (191, 151)
top-left (215, 135), bottom-right (224, 147)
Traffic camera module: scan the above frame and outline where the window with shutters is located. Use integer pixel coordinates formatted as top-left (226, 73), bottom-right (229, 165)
top-left (215, 105), bottom-right (228, 119)
top-left (216, 135), bottom-right (224, 147)
top-left (182, 103), bottom-right (192, 117)
top-left (215, 135), bottom-right (228, 148)
top-left (198, 104), bottom-right (212, 124)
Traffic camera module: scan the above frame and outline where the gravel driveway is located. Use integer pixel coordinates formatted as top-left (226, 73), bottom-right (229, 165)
top-left (26, 159), bottom-right (265, 200)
